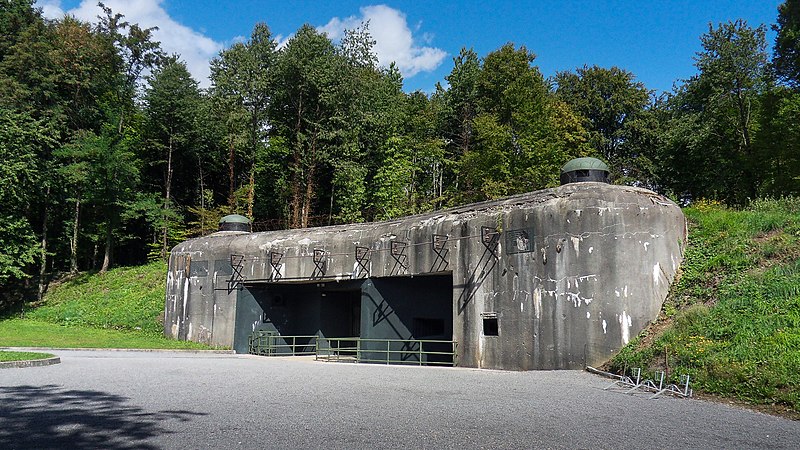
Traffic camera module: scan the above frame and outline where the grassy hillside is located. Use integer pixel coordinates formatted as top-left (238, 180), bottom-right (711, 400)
top-left (25, 261), bottom-right (168, 334)
top-left (610, 198), bottom-right (800, 413)
top-left (1, 261), bottom-right (210, 350)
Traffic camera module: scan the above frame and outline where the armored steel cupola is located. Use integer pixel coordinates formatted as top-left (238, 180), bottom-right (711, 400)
top-left (218, 214), bottom-right (251, 232)
top-left (560, 157), bottom-right (611, 185)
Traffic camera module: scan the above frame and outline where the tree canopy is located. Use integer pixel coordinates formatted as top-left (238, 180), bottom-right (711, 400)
top-left (0, 1), bottom-right (798, 309)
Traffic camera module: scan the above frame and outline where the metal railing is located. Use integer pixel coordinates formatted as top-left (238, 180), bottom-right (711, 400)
top-left (248, 331), bottom-right (318, 356)
top-left (316, 337), bottom-right (458, 366)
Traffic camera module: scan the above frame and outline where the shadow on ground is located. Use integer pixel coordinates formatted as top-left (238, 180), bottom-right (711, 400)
top-left (0, 384), bottom-right (205, 449)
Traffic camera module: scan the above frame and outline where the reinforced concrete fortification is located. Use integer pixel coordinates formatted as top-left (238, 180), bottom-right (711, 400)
top-left (165, 182), bottom-right (686, 370)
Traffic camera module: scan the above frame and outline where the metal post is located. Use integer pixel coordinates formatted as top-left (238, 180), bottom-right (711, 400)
top-left (386, 340), bottom-right (390, 364)
top-left (419, 341), bottom-right (423, 366)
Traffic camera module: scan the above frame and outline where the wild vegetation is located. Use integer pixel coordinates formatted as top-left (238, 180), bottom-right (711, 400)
top-left (611, 198), bottom-right (800, 413)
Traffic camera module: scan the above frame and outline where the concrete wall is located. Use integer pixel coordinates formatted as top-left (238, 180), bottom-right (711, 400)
top-left (165, 183), bottom-right (686, 370)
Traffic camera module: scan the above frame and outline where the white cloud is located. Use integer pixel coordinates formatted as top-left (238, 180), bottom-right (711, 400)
top-left (319, 5), bottom-right (447, 78)
top-left (35, 2), bottom-right (445, 85)
top-left (37, 0), bottom-right (65, 18)
top-left (36, 0), bottom-right (222, 88)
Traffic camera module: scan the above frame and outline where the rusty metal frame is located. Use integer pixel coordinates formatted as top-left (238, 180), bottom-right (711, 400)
top-left (354, 246), bottom-right (371, 278)
top-left (227, 254), bottom-right (246, 293)
top-left (390, 241), bottom-right (408, 274)
top-left (311, 249), bottom-right (327, 279)
top-left (269, 251), bottom-right (284, 281)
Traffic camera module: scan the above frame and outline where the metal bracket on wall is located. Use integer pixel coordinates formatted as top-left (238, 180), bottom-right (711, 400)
top-left (311, 249), bottom-right (327, 279)
top-left (389, 241), bottom-right (408, 274)
top-left (481, 226), bottom-right (501, 254)
top-left (431, 234), bottom-right (449, 272)
top-left (228, 254), bottom-right (246, 293)
top-left (269, 251), bottom-right (284, 281)
top-left (354, 246), bottom-right (371, 278)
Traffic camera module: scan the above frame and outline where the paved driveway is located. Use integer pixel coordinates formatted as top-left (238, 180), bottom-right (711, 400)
top-left (1, 350), bottom-right (798, 449)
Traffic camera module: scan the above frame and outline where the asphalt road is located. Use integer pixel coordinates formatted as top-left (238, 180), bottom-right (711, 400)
top-left (1, 350), bottom-right (798, 449)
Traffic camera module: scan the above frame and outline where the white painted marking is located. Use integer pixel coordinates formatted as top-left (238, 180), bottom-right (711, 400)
top-left (567, 292), bottom-right (581, 308)
top-left (619, 311), bottom-right (633, 344)
top-left (182, 279), bottom-right (189, 315)
top-left (520, 302), bottom-right (524, 313)
top-left (615, 290), bottom-right (620, 298)
top-left (571, 236), bottom-right (581, 256)
top-left (602, 320), bottom-right (607, 334)
top-left (643, 242), bottom-right (650, 252)
top-left (653, 263), bottom-right (661, 286)
top-left (586, 311), bottom-right (591, 319)
top-left (588, 247), bottom-right (593, 254)
top-left (534, 289), bottom-right (542, 319)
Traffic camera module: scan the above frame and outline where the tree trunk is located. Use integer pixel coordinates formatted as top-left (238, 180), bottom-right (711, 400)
top-left (161, 133), bottom-right (174, 261)
top-left (301, 164), bottom-right (316, 228)
top-left (198, 155), bottom-right (206, 232)
top-left (248, 111), bottom-right (259, 218)
top-left (289, 95), bottom-right (305, 229)
top-left (228, 134), bottom-right (236, 208)
top-left (37, 186), bottom-right (50, 301)
top-left (70, 195), bottom-right (81, 274)
top-left (300, 132), bottom-right (319, 228)
top-left (100, 222), bottom-right (113, 273)
top-left (247, 165), bottom-right (255, 219)
top-left (290, 154), bottom-right (303, 229)
top-left (328, 183), bottom-right (335, 225)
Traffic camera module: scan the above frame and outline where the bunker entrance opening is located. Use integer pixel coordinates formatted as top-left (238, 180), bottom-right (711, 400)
top-left (238, 273), bottom-right (455, 365)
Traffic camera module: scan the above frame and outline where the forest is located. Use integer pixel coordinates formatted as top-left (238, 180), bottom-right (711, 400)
top-left (1, 0), bottom-right (799, 307)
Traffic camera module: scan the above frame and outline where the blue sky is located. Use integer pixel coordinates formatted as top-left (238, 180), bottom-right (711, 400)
top-left (38, 1), bottom-right (784, 94)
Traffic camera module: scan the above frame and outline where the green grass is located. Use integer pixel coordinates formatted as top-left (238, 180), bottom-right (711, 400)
top-left (2, 260), bottom-right (216, 350)
top-left (0, 319), bottom-right (211, 349)
top-left (0, 350), bottom-right (55, 362)
top-left (610, 197), bottom-right (800, 412)
top-left (25, 261), bottom-right (169, 334)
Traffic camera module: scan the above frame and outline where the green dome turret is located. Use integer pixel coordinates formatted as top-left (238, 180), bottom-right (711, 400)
top-left (560, 157), bottom-right (611, 185)
top-left (219, 214), bottom-right (251, 232)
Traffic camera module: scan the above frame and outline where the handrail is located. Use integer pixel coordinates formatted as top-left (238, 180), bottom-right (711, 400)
top-left (316, 337), bottom-right (458, 366)
top-left (248, 332), bottom-right (318, 356)
top-left (247, 332), bottom-right (459, 367)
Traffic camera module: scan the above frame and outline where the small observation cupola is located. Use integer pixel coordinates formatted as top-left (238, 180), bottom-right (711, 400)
top-left (560, 157), bottom-right (611, 185)
top-left (219, 214), bottom-right (251, 232)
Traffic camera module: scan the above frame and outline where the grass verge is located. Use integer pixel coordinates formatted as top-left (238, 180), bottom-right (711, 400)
top-left (0, 350), bottom-right (55, 362)
top-left (0, 319), bottom-right (211, 349)
top-left (609, 198), bottom-right (800, 414)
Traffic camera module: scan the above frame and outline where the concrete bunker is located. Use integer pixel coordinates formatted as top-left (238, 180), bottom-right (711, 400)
top-left (165, 173), bottom-right (687, 370)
